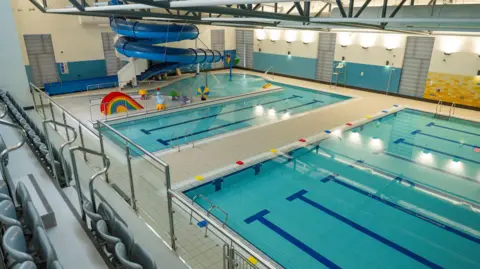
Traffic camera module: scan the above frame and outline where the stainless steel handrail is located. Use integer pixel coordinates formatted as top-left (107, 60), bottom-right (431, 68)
top-left (42, 120), bottom-right (77, 187)
top-left (171, 190), bottom-right (276, 269)
top-left (69, 146), bottom-right (110, 221)
top-left (449, 102), bottom-right (457, 118)
top-left (435, 100), bottom-right (443, 116)
top-left (189, 194), bottom-right (214, 225)
top-left (0, 119), bottom-right (27, 197)
top-left (96, 120), bottom-right (169, 167)
top-left (205, 205), bottom-right (229, 237)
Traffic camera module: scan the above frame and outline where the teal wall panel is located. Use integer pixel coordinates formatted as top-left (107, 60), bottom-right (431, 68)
top-left (253, 52), bottom-right (317, 80)
top-left (25, 59), bottom-right (108, 85)
top-left (333, 61), bottom-right (402, 93)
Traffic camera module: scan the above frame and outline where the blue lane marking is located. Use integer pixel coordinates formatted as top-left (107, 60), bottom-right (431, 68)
top-left (393, 138), bottom-right (480, 165)
top-left (323, 174), bottom-right (480, 244)
top-left (157, 100), bottom-right (322, 146)
top-left (426, 122), bottom-right (480, 137)
top-left (411, 130), bottom-right (479, 148)
top-left (140, 95), bottom-right (304, 134)
top-left (320, 174), bottom-right (337, 183)
top-left (287, 190), bottom-right (443, 269)
top-left (314, 145), bottom-right (480, 207)
top-left (244, 209), bottom-right (341, 269)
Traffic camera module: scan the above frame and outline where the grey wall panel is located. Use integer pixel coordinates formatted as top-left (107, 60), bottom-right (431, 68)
top-left (102, 32), bottom-right (124, 76)
top-left (235, 29), bottom-right (253, 68)
top-left (398, 36), bottom-right (434, 97)
top-left (24, 34), bottom-right (58, 86)
top-left (211, 29), bottom-right (225, 69)
top-left (315, 33), bottom-right (336, 82)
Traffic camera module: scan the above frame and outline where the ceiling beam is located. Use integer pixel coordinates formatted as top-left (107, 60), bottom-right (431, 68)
top-left (354, 0), bottom-right (371, 17)
top-left (28, 0), bottom-right (46, 12)
top-left (294, 2), bottom-right (304, 16)
top-left (348, 0), bottom-right (354, 17)
top-left (335, 0), bottom-right (347, 17)
top-left (286, 4), bottom-right (296, 15)
top-left (314, 3), bottom-right (330, 17)
top-left (253, 3), bottom-right (262, 10)
top-left (389, 0), bottom-right (407, 18)
top-left (67, 0), bottom-right (85, 11)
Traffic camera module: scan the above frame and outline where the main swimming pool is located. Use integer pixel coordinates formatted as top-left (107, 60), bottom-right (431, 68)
top-left (103, 78), bottom-right (350, 153)
top-left (183, 108), bottom-right (480, 269)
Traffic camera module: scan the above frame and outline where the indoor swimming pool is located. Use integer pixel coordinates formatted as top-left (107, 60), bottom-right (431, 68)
top-left (183, 108), bottom-right (480, 269)
top-left (103, 82), bottom-right (350, 153)
top-left (150, 73), bottom-right (269, 98)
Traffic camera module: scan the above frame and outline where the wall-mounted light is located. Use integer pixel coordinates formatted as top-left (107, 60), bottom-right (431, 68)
top-left (384, 34), bottom-right (401, 51)
top-left (301, 31), bottom-right (315, 44)
top-left (338, 32), bottom-right (352, 48)
top-left (255, 29), bottom-right (266, 41)
top-left (441, 36), bottom-right (462, 55)
top-left (285, 30), bottom-right (297, 43)
top-left (444, 52), bottom-right (452, 56)
top-left (360, 33), bottom-right (376, 50)
top-left (362, 46), bottom-right (369, 50)
top-left (269, 30), bottom-right (281, 42)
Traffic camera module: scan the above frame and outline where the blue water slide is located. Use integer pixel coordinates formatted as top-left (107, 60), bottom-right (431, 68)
top-left (110, 18), bottom-right (222, 80)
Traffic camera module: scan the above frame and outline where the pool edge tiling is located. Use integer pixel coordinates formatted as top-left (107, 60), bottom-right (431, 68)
top-left (175, 107), bottom-right (480, 269)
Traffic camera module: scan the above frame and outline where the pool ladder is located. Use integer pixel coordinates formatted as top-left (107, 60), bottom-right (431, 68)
top-left (189, 194), bottom-right (229, 237)
top-left (170, 129), bottom-right (196, 152)
top-left (448, 102), bottom-right (456, 119)
top-left (434, 100), bottom-right (443, 117)
top-left (434, 100), bottom-right (456, 120)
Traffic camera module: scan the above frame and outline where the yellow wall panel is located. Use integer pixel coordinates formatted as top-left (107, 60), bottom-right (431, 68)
top-left (424, 72), bottom-right (480, 108)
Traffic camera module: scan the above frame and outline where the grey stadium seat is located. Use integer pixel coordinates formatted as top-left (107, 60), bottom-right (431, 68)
top-left (24, 201), bottom-right (45, 236)
top-left (114, 243), bottom-right (142, 269)
top-left (50, 260), bottom-right (64, 269)
top-left (97, 202), bottom-right (115, 231)
top-left (34, 227), bottom-right (57, 268)
top-left (96, 220), bottom-right (120, 253)
top-left (0, 200), bottom-right (21, 230)
top-left (112, 219), bottom-right (134, 256)
top-left (12, 261), bottom-right (37, 269)
top-left (83, 201), bottom-right (102, 233)
top-left (15, 182), bottom-right (32, 211)
top-left (130, 243), bottom-right (157, 269)
top-left (2, 226), bottom-right (34, 266)
top-left (0, 135), bottom-right (9, 165)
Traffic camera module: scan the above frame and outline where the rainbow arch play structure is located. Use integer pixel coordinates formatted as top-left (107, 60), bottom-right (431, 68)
top-left (100, 92), bottom-right (144, 115)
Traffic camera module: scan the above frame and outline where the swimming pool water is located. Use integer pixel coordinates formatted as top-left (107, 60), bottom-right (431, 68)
top-left (149, 73), bottom-right (268, 98)
top-left (104, 79), bottom-right (350, 153)
top-left (184, 109), bottom-right (480, 269)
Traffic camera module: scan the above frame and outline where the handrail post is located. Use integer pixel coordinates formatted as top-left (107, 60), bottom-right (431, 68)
top-left (38, 93), bottom-right (46, 119)
top-left (29, 87), bottom-right (38, 113)
top-left (0, 119), bottom-right (27, 198)
top-left (42, 120), bottom-right (61, 186)
top-left (62, 112), bottom-right (70, 140)
top-left (69, 148), bottom-right (85, 221)
top-left (78, 126), bottom-right (87, 162)
top-left (125, 143), bottom-right (137, 212)
top-left (165, 165), bottom-right (177, 251)
top-left (97, 122), bottom-right (110, 183)
top-left (49, 102), bottom-right (58, 131)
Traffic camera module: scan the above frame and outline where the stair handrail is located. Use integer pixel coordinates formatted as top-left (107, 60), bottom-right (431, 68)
top-left (448, 102), bottom-right (457, 118)
top-left (69, 146), bottom-right (110, 221)
top-left (0, 119), bottom-right (27, 197)
top-left (189, 194), bottom-right (214, 225)
top-left (204, 205), bottom-right (229, 237)
top-left (42, 120), bottom-right (77, 187)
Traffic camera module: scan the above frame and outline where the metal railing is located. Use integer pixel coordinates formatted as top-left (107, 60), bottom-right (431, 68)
top-left (435, 100), bottom-right (443, 117)
top-left (264, 66), bottom-right (275, 80)
top-left (28, 82), bottom-right (276, 269)
top-left (449, 102), bottom-right (457, 118)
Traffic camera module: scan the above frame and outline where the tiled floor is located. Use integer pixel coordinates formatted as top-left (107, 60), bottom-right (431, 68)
top-left (44, 69), bottom-right (480, 269)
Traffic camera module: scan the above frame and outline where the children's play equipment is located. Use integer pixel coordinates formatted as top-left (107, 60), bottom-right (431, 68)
top-left (197, 86), bottom-right (210, 101)
top-left (263, 83), bottom-right (272, 89)
top-left (155, 89), bottom-right (166, 110)
top-left (138, 89), bottom-right (147, 100)
top-left (100, 92), bottom-right (143, 115)
top-left (110, 17), bottom-right (222, 81)
top-left (225, 54), bottom-right (240, 81)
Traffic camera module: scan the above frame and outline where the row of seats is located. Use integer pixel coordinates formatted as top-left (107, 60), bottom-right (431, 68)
top-left (0, 180), bottom-right (63, 269)
top-left (0, 90), bottom-right (70, 187)
top-left (83, 202), bottom-right (157, 269)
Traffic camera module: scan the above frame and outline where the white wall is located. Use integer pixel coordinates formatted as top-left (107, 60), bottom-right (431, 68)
top-left (429, 35), bottom-right (480, 76)
top-left (254, 29), bottom-right (319, 59)
top-left (166, 24), bottom-right (236, 50)
top-left (0, 0), bottom-right (31, 106)
top-left (334, 32), bottom-right (406, 68)
top-left (12, 0), bottom-right (110, 65)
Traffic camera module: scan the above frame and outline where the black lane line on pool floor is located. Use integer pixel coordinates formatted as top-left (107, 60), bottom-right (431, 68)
top-left (426, 122), bottom-right (480, 137)
top-left (141, 95), bottom-right (304, 134)
top-left (287, 190), bottom-right (443, 269)
top-left (156, 100), bottom-right (322, 146)
top-left (411, 130), bottom-right (479, 149)
top-left (315, 173), bottom-right (480, 244)
top-left (244, 209), bottom-right (341, 269)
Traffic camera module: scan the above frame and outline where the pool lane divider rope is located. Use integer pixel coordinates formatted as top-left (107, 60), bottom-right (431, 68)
top-left (156, 100), bottom-right (322, 146)
top-left (141, 95), bottom-right (304, 134)
top-left (411, 130), bottom-right (479, 149)
top-left (244, 209), bottom-right (341, 269)
top-left (286, 190), bottom-right (443, 269)
top-left (317, 173), bottom-right (480, 244)
top-left (426, 122), bottom-right (480, 137)
top-left (393, 138), bottom-right (480, 165)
